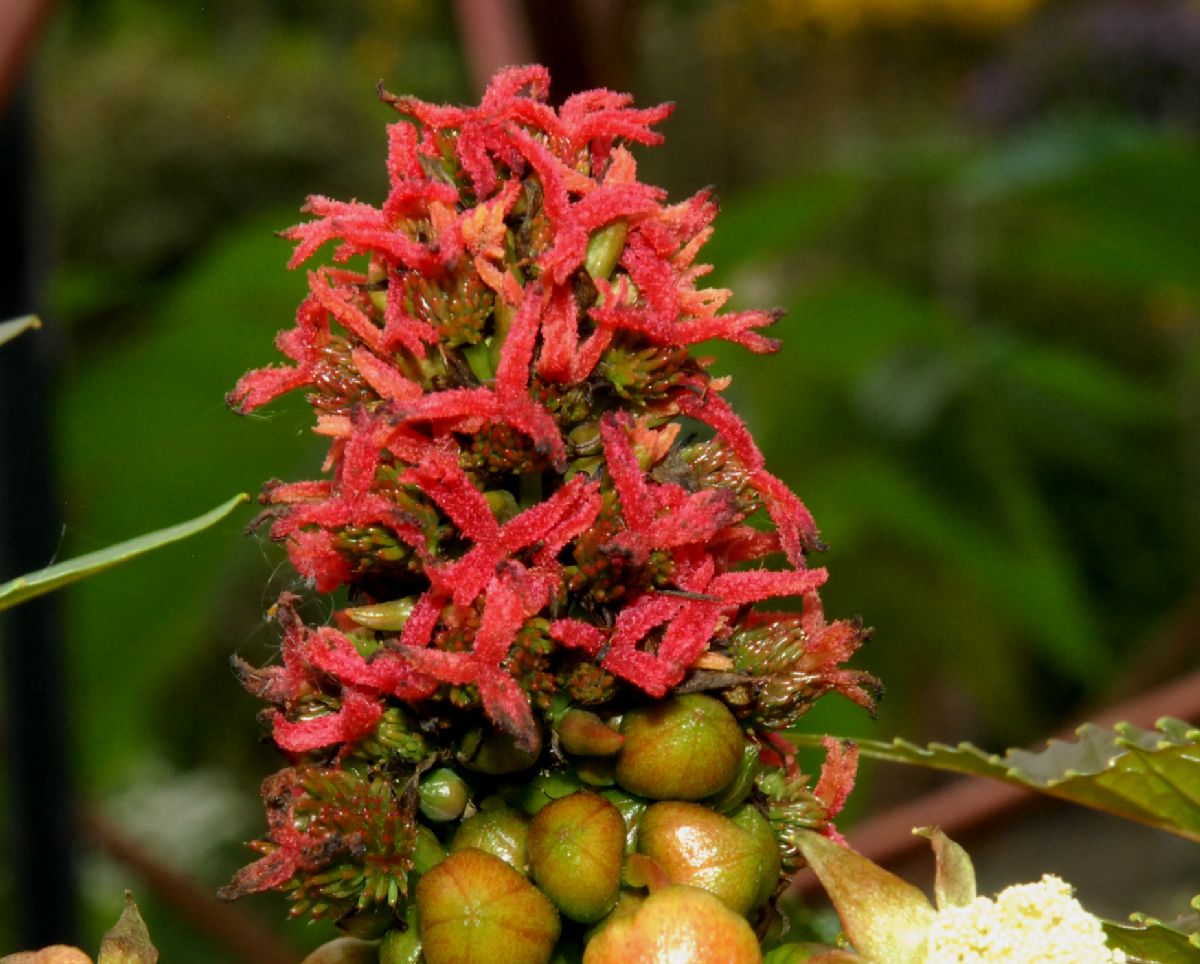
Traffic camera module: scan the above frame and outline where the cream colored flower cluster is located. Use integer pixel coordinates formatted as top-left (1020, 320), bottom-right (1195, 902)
top-left (927, 874), bottom-right (1126, 963)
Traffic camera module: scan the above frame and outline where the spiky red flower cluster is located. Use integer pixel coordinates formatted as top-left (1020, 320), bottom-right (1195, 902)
top-left (225, 66), bottom-right (877, 921)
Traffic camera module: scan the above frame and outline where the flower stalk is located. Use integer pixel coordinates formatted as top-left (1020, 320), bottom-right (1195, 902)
top-left (223, 65), bottom-right (877, 961)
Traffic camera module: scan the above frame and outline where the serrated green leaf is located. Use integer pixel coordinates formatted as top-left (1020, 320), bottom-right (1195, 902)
top-left (0, 493), bottom-right (248, 612)
top-left (1102, 907), bottom-right (1200, 964)
top-left (790, 718), bottom-right (1200, 842)
top-left (0, 314), bottom-right (41, 347)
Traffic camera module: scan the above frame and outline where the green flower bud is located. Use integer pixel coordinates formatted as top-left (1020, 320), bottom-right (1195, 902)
top-left (417, 849), bottom-right (560, 964)
top-left (528, 791), bottom-right (625, 923)
top-left (419, 767), bottom-right (470, 822)
top-left (451, 803), bottom-right (530, 874)
top-left (616, 694), bottom-right (745, 800)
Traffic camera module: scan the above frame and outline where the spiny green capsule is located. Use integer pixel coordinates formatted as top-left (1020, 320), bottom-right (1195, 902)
top-left (419, 767), bottom-right (470, 822)
top-left (528, 791), bottom-right (625, 924)
top-left (451, 803), bottom-right (530, 874)
top-left (615, 694), bottom-right (745, 800)
top-left (417, 848), bottom-right (561, 964)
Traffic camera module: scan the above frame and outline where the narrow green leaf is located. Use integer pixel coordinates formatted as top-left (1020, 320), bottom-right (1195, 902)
top-left (0, 314), bottom-right (41, 348)
top-left (790, 718), bottom-right (1200, 842)
top-left (1102, 899), bottom-right (1200, 964)
top-left (0, 493), bottom-right (249, 612)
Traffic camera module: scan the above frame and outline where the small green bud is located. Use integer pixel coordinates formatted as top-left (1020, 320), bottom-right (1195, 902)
top-left (458, 725), bottom-right (542, 774)
top-left (585, 220), bottom-right (627, 282)
top-left (343, 597), bottom-right (417, 631)
top-left (378, 908), bottom-right (422, 964)
top-left (412, 823), bottom-right (447, 874)
top-left (556, 708), bottom-right (624, 756)
top-left (419, 767), bottom-right (470, 822)
top-left (451, 804), bottom-right (530, 874)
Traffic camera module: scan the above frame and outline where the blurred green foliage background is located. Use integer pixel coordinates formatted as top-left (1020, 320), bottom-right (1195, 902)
top-left (5, 0), bottom-right (1199, 959)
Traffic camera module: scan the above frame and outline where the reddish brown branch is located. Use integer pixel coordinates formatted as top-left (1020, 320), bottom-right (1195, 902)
top-left (0, 0), bottom-right (56, 114)
top-left (78, 809), bottom-right (299, 964)
top-left (787, 668), bottom-right (1200, 898)
top-left (452, 0), bottom-right (535, 97)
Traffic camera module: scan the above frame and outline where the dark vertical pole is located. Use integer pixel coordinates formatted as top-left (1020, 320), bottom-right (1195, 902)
top-left (0, 80), bottom-right (82, 949)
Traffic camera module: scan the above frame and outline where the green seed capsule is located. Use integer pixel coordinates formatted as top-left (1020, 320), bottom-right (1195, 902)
top-left (728, 803), bottom-right (782, 911)
top-left (707, 742), bottom-right (761, 813)
top-left (451, 804), bottom-right (530, 874)
top-left (412, 823), bottom-right (447, 874)
top-left (417, 848), bottom-right (561, 964)
top-left (637, 801), bottom-right (767, 917)
top-left (616, 694), bottom-right (745, 800)
top-left (581, 885), bottom-right (761, 964)
top-left (378, 908), bottom-right (422, 964)
top-left (528, 791), bottom-right (625, 923)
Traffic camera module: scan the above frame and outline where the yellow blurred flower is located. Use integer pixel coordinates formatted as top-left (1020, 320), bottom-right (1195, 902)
top-left (763, 0), bottom-right (1043, 31)
top-left (927, 874), bottom-right (1127, 963)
